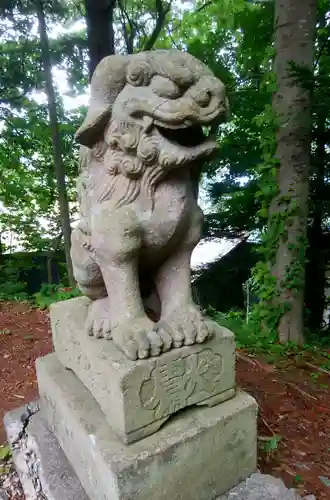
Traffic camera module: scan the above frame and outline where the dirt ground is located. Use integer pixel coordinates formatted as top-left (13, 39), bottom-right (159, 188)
top-left (0, 301), bottom-right (329, 499)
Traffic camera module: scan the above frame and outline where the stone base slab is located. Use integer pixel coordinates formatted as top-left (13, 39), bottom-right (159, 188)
top-left (4, 402), bottom-right (89, 500)
top-left (36, 353), bottom-right (257, 500)
top-left (3, 403), bottom-right (315, 500)
top-left (50, 296), bottom-right (236, 443)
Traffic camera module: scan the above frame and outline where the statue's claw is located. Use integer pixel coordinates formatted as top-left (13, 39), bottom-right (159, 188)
top-left (111, 317), bottom-right (171, 360)
top-left (85, 297), bottom-right (112, 339)
top-left (156, 304), bottom-right (216, 348)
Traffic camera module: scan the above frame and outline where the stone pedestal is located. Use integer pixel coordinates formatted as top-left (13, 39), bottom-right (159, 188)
top-left (4, 404), bottom-right (313, 500)
top-left (5, 296), bottom-right (260, 500)
top-left (36, 354), bottom-right (257, 500)
top-left (51, 297), bottom-right (236, 443)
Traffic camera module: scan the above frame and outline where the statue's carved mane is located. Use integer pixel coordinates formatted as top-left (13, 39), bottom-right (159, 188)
top-left (83, 119), bottom-right (166, 213)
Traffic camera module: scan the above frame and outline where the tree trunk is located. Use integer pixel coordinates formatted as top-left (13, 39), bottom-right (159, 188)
top-left (0, 232), bottom-right (3, 267)
top-left (46, 231), bottom-right (63, 285)
top-left (305, 8), bottom-right (328, 332)
top-left (47, 255), bottom-right (53, 285)
top-left (272, 0), bottom-right (317, 344)
top-left (305, 175), bottom-right (326, 332)
top-left (305, 125), bottom-right (326, 331)
top-left (36, 0), bottom-right (75, 287)
top-left (84, 0), bottom-right (116, 79)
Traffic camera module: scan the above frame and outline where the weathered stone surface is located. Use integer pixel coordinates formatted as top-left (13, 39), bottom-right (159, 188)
top-left (4, 403), bottom-right (88, 500)
top-left (3, 402), bottom-right (42, 500)
top-left (71, 50), bottom-right (230, 360)
top-left (36, 353), bottom-right (257, 500)
top-left (3, 405), bottom-right (315, 500)
top-left (0, 489), bottom-right (9, 500)
top-left (51, 296), bottom-right (236, 443)
top-left (218, 473), bottom-right (316, 499)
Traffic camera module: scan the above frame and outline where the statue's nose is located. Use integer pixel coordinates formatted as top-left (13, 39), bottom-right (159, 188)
top-left (194, 90), bottom-right (211, 108)
top-left (184, 75), bottom-right (227, 123)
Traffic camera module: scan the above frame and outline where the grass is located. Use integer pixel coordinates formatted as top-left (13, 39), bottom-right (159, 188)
top-left (211, 308), bottom-right (330, 376)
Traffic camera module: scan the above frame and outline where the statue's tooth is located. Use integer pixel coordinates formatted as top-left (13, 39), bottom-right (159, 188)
top-left (143, 116), bottom-right (154, 133)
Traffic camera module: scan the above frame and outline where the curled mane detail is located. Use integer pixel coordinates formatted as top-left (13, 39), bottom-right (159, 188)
top-left (87, 120), bottom-right (165, 211)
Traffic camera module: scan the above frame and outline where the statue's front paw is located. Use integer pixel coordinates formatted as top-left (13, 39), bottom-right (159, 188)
top-left (156, 304), bottom-right (216, 348)
top-left (85, 297), bottom-right (112, 339)
top-left (111, 317), bottom-right (172, 361)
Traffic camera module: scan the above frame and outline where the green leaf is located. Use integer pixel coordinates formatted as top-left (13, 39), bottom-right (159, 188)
top-left (0, 444), bottom-right (11, 461)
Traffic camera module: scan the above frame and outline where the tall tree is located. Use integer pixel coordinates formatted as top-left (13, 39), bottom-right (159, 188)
top-left (84, 0), bottom-right (116, 79)
top-left (271, 0), bottom-right (318, 343)
top-left (305, 1), bottom-right (330, 332)
top-left (83, 0), bottom-right (173, 66)
top-left (36, 0), bottom-right (75, 286)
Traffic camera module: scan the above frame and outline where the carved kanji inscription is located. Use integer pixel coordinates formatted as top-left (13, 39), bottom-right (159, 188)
top-left (139, 349), bottom-right (223, 419)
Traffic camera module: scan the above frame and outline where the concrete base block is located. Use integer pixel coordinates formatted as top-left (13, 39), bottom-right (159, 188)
top-left (36, 353), bottom-right (257, 500)
top-left (4, 402), bottom-right (89, 500)
top-left (50, 297), bottom-right (236, 444)
top-left (4, 404), bottom-right (315, 500)
top-left (218, 473), bottom-right (316, 499)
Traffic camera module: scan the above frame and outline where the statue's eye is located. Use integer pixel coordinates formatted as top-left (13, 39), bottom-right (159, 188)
top-left (150, 76), bottom-right (181, 99)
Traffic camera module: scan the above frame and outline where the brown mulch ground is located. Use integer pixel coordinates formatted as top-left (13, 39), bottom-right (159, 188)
top-left (236, 351), bottom-right (330, 499)
top-left (0, 302), bottom-right (53, 443)
top-left (0, 302), bottom-right (330, 499)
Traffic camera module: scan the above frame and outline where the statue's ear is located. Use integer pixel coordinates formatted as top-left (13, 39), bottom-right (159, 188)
top-left (75, 105), bottom-right (111, 148)
top-left (75, 54), bottom-right (132, 148)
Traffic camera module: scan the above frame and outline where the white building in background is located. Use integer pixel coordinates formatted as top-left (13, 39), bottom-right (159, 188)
top-left (1, 219), bottom-right (236, 269)
top-left (0, 200), bottom-right (8, 214)
top-left (191, 239), bottom-right (237, 269)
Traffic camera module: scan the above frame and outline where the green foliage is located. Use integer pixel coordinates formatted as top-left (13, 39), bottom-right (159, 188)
top-left (210, 308), bottom-right (278, 350)
top-left (192, 0), bottom-right (330, 342)
top-left (0, 442), bottom-right (12, 475)
top-left (0, 0), bottom-right (330, 344)
top-left (0, 328), bottom-right (12, 335)
top-left (0, 100), bottom-right (83, 251)
top-left (213, 307), bottom-right (330, 359)
top-left (34, 283), bottom-right (82, 309)
top-left (259, 434), bottom-right (282, 456)
top-left (0, 0), bottom-right (85, 253)
top-left (249, 64), bottom-right (313, 337)
top-left (0, 261), bottom-right (29, 301)
top-left (0, 444), bottom-right (11, 461)
top-left (245, 1), bottom-right (330, 340)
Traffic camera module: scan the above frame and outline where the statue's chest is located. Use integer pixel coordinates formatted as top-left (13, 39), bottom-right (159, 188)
top-left (142, 178), bottom-right (192, 250)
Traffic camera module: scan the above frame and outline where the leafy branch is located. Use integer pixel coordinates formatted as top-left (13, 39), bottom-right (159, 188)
top-left (143, 0), bottom-right (173, 51)
top-left (117, 0), bottom-right (138, 54)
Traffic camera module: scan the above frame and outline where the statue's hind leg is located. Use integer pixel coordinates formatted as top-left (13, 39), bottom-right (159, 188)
top-left (71, 226), bottom-right (106, 299)
top-left (71, 227), bottom-right (112, 338)
top-left (154, 204), bottom-right (217, 346)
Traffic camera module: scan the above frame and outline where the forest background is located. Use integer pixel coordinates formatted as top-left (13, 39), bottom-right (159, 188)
top-left (1, 0), bottom-right (329, 349)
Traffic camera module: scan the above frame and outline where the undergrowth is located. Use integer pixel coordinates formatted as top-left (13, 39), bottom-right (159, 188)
top-left (0, 265), bottom-right (29, 302)
top-left (209, 307), bottom-right (330, 371)
top-left (34, 283), bottom-right (82, 309)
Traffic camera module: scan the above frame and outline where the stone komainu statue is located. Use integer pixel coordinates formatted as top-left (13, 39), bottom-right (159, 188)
top-left (71, 49), bottom-right (228, 360)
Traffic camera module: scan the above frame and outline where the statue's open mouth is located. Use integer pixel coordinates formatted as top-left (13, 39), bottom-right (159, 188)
top-left (148, 119), bottom-right (218, 167)
top-left (155, 124), bottom-right (207, 148)
top-left (141, 114), bottom-right (218, 149)
top-left (136, 100), bottom-right (221, 151)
